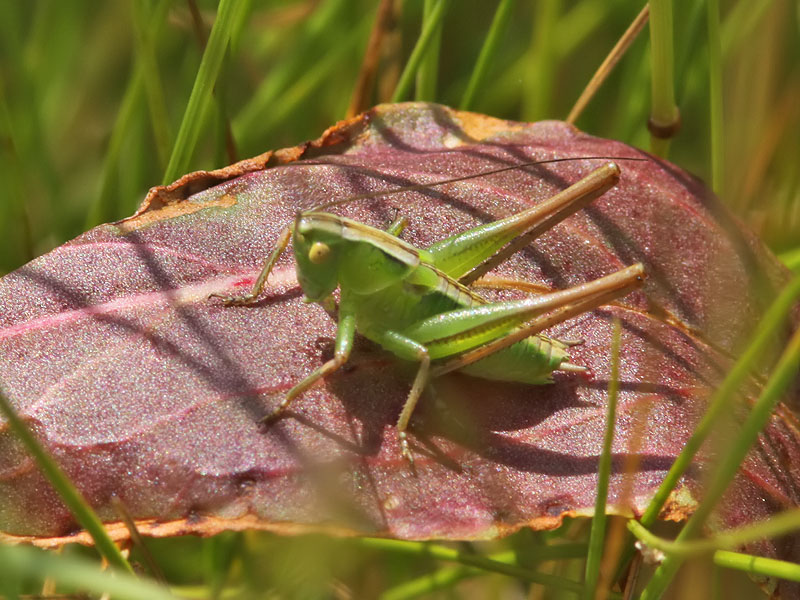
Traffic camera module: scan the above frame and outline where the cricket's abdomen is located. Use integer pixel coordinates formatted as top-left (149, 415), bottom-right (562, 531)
top-left (456, 336), bottom-right (570, 385)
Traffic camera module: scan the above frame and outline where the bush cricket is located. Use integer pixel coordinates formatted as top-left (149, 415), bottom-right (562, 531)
top-left (213, 158), bottom-right (646, 464)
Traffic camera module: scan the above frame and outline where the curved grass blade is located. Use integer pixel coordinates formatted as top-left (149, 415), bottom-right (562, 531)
top-left (706, 0), bottom-right (724, 194)
top-left (0, 544), bottom-right (174, 600)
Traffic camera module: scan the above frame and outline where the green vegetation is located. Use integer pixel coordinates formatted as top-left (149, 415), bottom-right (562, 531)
top-left (1, 1), bottom-right (798, 598)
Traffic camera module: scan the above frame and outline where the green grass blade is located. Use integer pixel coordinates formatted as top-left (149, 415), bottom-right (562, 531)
top-left (640, 275), bottom-right (800, 529)
top-left (640, 324), bottom-right (800, 598)
top-left (523, 0), bottom-right (560, 121)
top-left (391, 0), bottom-right (451, 103)
top-left (459, 0), bottom-right (515, 110)
top-left (84, 68), bottom-right (145, 227)
top-left (85, 1), bottom-right (172, 228)
top-left (162, 0), bottom-right (241, 184)
top-left (190, 0), bottom-right (251, 167)
top-left (131, 0), bottom-right (172, 168)
top-left (582, 319), bottom-right (622, 599)
top-left (362, 538), bottom-right (614, 598)
top-left (779, 248), bottom-right (800, 273)
top-left (233, 0), bottom-right (349, 139)
top-left (380, 545), bottom-right (590, 600)
top-left (713, 550), bottom-right (800, 583)
top-left (706, 0), bottom-right (724, 194)
top-left (613, 275), bottom-right (800, 580)
top-left (629, 509), bottom-right (800, 558)
top-left (0, 390), bottom-right (132, 573)
top-left (415, 0), bottom-right (442, 101)
top-left (720, 0), bottom-right (772, 57)
top-left (381, 555), bottom-right (508, 600)
top-left (243, 16), bottom-right (368, 141)
top-left (0, 544), bottom-right (175, 600)
top-left (0, 80), bottom-right (34, 267)
top-left (647, 0), bottom-right (679, 156)
top-left (554, 0), bottom-right (609, 58)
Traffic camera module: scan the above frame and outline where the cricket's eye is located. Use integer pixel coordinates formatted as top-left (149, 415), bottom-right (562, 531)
top-left (308, 241), bottom-right (331, 264)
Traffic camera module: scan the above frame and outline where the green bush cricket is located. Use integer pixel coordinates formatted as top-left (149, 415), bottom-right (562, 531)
top-left (213, 158), bottom-right (646, 465)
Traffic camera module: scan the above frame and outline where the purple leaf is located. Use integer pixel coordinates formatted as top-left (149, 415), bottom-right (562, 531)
top-left (0, 104), bottom-right (797, 569)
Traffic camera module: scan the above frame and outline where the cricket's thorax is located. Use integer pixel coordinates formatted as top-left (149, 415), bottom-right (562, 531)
top-left (344, 262), bottom-right (484, 338)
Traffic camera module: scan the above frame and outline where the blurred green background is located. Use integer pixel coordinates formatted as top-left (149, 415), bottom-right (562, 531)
top-left (0, 1), bottom-right (798, 598)
top-left (0, 0), bottom-right (798, 275)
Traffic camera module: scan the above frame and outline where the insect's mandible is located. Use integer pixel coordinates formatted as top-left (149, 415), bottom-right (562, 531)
top-left (212, 156), bottom-right (647, 466)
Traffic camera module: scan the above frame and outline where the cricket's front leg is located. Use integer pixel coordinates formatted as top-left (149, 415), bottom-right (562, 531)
top-left (369, 329), bottom-right (431, 466)
top-left (262, 309), bottom-right (356, 424)
top-left (385, 215), bottom-right (409, 237)
top-left (212, 225), bottom-right (293, 306)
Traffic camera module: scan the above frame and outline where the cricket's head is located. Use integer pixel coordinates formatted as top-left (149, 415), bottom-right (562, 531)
top-left (292, 211), bottom-right (344, 302)
top-left (292, 209), bottom-right (422, 300)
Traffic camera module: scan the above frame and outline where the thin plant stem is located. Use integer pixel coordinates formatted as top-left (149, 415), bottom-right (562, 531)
top-left (348, 0), bottom-right (395, 117)
top-left (567, 3), bottom-right (649, 124)
top-left (706, 0), bottom-right (724, 194)
top-left (361, 538), bottom-right (620, 598)
top-left (713, 550), bottom-right (800, 583)
top-left (647, 0), bottom-right (679, 156)
top-left (583, 319), bottom-right (622, 599)
top-left (381, 552), bottom-right (513, 600)
top-left (629, 509), bottom-right (800, 558)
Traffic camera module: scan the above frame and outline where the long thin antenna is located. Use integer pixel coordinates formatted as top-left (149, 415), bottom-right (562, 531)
top-left (307, 155), bottom-right (647, 211)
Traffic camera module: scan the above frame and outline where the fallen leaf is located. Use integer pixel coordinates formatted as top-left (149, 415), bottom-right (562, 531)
top-left (0, 105), bottom-right (797, 581)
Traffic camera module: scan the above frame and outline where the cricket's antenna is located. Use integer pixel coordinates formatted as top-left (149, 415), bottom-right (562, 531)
top-left (310, 155), bottom-right (648, 212)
